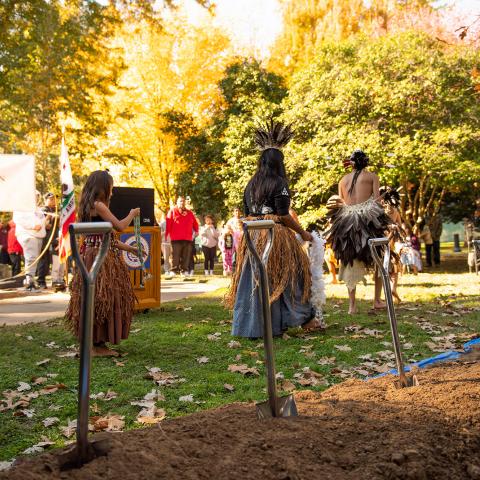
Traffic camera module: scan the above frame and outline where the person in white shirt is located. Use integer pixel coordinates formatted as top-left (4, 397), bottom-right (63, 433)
top-left (13, 192), bottom-right (46, 290)
top-left (226, 207), bottom-right (242, 232)
top-left (200, 215), bottom-right (220, 275)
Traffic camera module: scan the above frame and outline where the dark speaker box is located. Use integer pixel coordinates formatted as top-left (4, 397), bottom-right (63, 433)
top-left (110, 187), bottom-right (155, 227)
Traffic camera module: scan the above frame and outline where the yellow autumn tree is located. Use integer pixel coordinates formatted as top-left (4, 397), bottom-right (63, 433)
top-left (99, 13), bottom-right (231, 213)
top-left (270, 0), bottom-right (438, 75)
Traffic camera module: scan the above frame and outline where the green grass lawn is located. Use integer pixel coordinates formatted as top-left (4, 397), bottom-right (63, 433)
top-left (0, 252), bottom-right (479, 462)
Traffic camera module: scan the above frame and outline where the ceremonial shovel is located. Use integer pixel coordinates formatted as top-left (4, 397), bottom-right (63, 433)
top-left (63, 222), bottom-right (112, 467)
top-left (369, 238), bottom-right (418, 389)
top-left (243, 220), bottom-right (298, 418)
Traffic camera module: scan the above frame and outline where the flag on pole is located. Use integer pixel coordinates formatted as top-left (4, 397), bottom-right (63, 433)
top-left (59, 136), bottom-right (76, 263)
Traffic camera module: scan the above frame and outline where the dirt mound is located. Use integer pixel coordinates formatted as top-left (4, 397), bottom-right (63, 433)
top-left (3, 362), bottom-right (480, 480)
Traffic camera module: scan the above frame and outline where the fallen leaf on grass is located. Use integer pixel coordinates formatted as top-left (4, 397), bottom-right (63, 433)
top-left (279, 380), bottom-right (296, 392)
top-left (374, 364), bottom-right (391, 373)
top-left (113, 359), bottom-right (125, 367)
top-left (57, 351), bottom-right (78, 358)
top-left (403, 343), bottom-right (414, 350)
top-left (38, 384), bottom-right (66, 396)
top-left (228, 364), bottom-right (260, 376)
top-left (137, 406), bottom-right (166, 424)
top-left (61, 420), bottom-right (77, 438)
top-left (227, 340), bottom-right (241, 349)
top-left (14, 408), bottom-right (35, 418)
top-left (196, 356), bottom-right (209, 364)
top-left (0, 461), bottom-right (14, 472)
top-left (22, 439), bottom-right (54, 455)
top-left (179, 394), bottom-right (194, 402)
top-left (42, 417), bottom-right (59, 427)
top-left (130, 328), bottom-right (142, 334)
top-left (36, 359), bottom-right (50, 366)
top-left (293, 367), bottom-right (326, 387)
top-left (145, 368), bottom-right (186, 387)
top-left (143, 389), bottom-right (165, 402)
top-left (224, 383), bottom-right (235, 392)
top-left (90, 390), bottom-right (118, 401)
top-left (317, 356), bottom-right (336, 365)
top-left (334, 345), bottom-right (352, 352)
top-left (207, 332), bottom-right (221, 341)
top-left (90, 414), bottom-right (125, 432)
top-left (17, 382), bottom-right (31, 392)
top-left (184, 307), bottom-right (192, 311)
top-left (32, 377), bottom-right (48, 385)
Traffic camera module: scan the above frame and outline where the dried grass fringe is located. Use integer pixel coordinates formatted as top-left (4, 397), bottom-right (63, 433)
top-left (65, 243), bottom-right (135, 339)
top-left (225, 215), bottom-right (311, 309)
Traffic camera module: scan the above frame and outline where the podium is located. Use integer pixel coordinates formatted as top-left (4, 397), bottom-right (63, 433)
top-left (118, 226), bottom-right (161, 311)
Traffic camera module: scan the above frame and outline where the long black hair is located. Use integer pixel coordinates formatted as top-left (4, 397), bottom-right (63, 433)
top-left (78, 170), bottom-right (113, 222)
top-left (348, 149), bottom-right (369, 195)
top-left (248, 148), bottom-right (288, 205)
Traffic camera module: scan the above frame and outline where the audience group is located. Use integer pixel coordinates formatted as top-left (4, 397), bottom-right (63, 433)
top-left (160, 198), bottom-right (243, 278)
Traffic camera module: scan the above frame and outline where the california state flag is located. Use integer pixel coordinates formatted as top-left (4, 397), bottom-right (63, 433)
top-left (59, 137), bottom-right (76, 262)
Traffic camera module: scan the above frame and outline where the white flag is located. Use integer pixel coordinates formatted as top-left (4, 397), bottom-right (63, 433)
top-left (59, 137), bottom-right (76, 262)
top-left (0, 155), bottom-right (36, 212)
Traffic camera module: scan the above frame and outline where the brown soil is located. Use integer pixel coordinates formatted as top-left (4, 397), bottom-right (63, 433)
top-left (3, 361), bottom-right (480, 480)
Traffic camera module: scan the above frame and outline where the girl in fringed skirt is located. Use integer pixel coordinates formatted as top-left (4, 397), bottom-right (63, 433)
top-left (66, 170), bottom-right (140, 357)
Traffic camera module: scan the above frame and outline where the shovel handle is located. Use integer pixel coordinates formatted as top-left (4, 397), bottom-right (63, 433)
top-left (69, 222), bottom-right (112, 464)
top-left (243, 220), bottom-right (278, 417)
top-left (368, 237), bottom-right (408, 388)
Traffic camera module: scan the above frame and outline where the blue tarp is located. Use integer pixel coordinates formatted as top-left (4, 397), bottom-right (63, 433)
top-left (370, 336), bottom-right (480, 379)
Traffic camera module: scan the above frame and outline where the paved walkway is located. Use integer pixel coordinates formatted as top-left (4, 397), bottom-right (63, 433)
top-left (0, 278), bottom-right (228, 327)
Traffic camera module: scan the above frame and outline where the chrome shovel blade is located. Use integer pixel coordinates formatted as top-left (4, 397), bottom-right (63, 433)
top-left (394, 374), bottom-right (419, 389)
top-left (256, 394), bottom-right (298, 419)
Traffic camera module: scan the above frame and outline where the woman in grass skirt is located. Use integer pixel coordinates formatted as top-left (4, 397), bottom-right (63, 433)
top-left (66, 170), bottom-right (140, 356)
top-left (226, 120), bottom-right (321, 338)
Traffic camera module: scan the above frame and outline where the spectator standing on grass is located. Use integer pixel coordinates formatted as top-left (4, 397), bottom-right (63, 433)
top-left (13, 192), bottom-right (46, 290)
top-left (165, 196), bottom-right (199, 278)
top-left (160, 216), bottom-right (172, 275)
top-left (418, 218), bottom-right (434, 267)
top-left (429, 211), bottom-right (442, 266)
top-left (200, 215), bottom-right (219, 276)
top-left (219, 224), bottom-right (236, 276)
top-left (226, 207), bottom-right (242, 232)
top-left (0, 220), bottom-right (9, 265)
top-left (37, 192), bottom-right (56, 288)
top-left (7, 220), bottom-right (22, 277)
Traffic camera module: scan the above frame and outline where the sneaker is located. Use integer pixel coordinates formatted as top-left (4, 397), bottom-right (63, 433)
top-left (166, 271), bottom-right (175, 278)
top-left (204, 270), bottom-right (209, 276)
top-left (209, 270), bottom-right (214, 276)
top-left (189, 270), bottom-right (194, 276)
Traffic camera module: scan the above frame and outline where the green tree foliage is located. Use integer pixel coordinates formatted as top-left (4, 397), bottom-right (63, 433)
top-left (166, 59), bottom-right (287, 216)
top-left (0, 0), bottom-right (124, 192)
top-left (217, 59), bottom-right (287, 212)
top-left (282, 32), bottom-right (480, 225)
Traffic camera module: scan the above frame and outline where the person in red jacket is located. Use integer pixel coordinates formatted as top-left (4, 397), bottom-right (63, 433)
top-left (165, 196), bottom-right (199, 278)
top-left (7, 220), bottom-right (23, 277)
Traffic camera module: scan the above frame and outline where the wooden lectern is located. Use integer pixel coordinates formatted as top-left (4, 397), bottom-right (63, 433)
top-left (118, 226), bottom-right (161, 311)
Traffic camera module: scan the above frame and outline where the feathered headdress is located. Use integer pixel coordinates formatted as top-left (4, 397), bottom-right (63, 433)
top-left (255, 119), bottom-right (294, 151)
top-left (379, 185), bottom-right (403, 207)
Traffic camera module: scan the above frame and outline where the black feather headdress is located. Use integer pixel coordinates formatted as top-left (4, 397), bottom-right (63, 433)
top-left (379, 185), bottom-right (403, 207)
top-left (254, 119), bottom-right (294, 151)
